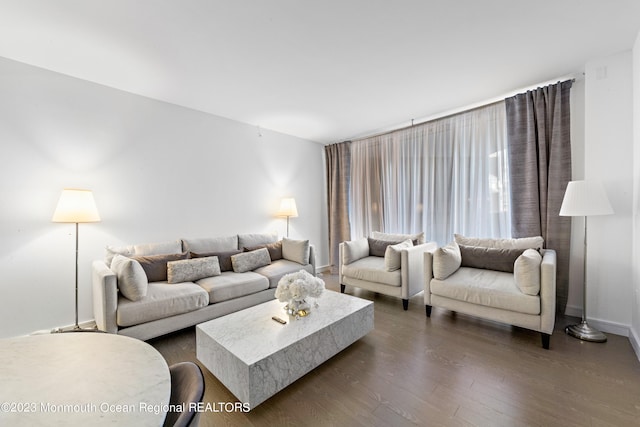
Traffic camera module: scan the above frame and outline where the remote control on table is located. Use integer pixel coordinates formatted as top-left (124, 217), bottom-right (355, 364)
top-left (272, 316), bottom-right (287, 325)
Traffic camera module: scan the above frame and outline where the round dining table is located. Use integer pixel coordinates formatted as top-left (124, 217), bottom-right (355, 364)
top-left (0, 332), bottom-right (171, 426)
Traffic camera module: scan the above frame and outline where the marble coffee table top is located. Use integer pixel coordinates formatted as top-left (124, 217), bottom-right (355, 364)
top-left (197, 290), bottom-right (372, 365)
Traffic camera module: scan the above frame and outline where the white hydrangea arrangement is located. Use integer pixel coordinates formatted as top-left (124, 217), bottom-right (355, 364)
top-left (275, 269), bottom-right (325, 302)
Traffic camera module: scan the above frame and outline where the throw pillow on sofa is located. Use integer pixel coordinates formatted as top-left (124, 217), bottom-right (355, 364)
top-left (433, 241), bottom-right (461, 280)
top-left (282, 237), bottom-right (310, 265)
top-left (244, 240), bottom-right (283, 261)
top-left (132, 252), bottom-right (189, 282)
top-left (342, 238), bottom-right (369, 264)
top-left (231, 248), bottom-right (271, 273)
top-left (111, 254), bottom-right (148, 301)
top-left (190, 250), bottom-right (241, 272)
top-left (458, 245), bottom-right (525, 273)
top-left (514, 249), bottom-right (543, 295)
top-left (384, 239), bottom-right (413, 271)
top-left (167, 256), bottom-right (221, 284)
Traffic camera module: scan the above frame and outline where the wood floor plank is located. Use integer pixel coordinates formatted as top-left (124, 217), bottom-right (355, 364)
top-left (149, 273), bottom-right (640, 426)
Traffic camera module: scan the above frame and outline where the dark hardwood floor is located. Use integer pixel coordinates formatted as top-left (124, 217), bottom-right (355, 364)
top-left (149, 273), bottom-right (640, 427)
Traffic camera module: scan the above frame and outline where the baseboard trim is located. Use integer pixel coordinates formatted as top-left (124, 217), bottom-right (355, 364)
top-left (587, 317), bottom-right (630, 338)
top-left (630, 327), bottom-right (640, 363)
top-left (316, 264), bottom-right (331, 274)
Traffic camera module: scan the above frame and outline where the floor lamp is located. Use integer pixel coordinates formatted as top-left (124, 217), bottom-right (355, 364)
top-left (277, 198), bottom-right (298, 237)
top-left (52, 189), bottom-right (101, 332)
top-left (559, 180), bottom-right (613, 342)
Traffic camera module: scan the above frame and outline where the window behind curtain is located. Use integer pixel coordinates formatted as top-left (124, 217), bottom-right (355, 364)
top-left (349, 101), bottom-right (510, 246)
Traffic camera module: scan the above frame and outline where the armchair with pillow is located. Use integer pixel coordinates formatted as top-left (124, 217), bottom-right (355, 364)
top-left (339, 231), bottom-right (437, 310)
top-left (424, 234), bottom-right (556, 349)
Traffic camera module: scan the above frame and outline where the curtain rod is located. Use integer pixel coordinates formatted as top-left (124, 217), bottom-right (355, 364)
top-left (349, 73), bottom-right (580, 143)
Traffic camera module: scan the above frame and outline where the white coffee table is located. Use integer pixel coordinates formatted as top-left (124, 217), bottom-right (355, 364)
top-left (196, 290), bottom-right (374, 408)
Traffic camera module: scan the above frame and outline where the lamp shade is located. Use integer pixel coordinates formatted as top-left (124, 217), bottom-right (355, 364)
top-left (52, 189), bottom-right (101, 223)
top-left (559, 180), bottom-right (613, 217)
top-left (276, 198), bottom-right (298, 217)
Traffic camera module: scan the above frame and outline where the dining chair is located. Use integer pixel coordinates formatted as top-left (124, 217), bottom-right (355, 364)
top-left (163, 361), bottom-right (205, 427)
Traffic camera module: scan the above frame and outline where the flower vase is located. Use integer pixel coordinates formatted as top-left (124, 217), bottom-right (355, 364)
top-left (285, 298), bottom-right (311, 318)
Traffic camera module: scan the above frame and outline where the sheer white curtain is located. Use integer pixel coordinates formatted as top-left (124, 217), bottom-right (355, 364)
top-left (350, 102), bottom-right (510, 246)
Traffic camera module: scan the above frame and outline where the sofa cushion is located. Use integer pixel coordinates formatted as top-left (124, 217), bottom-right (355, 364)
top-left (342, 238), bottom-right (369, 264)
top-left (371, 231), bottom-right (425, 244)
top-left (132, 252), bottom-right (189, 282)
top-left (116, 282), bottom-right (209, 327)
top-left (167, 257), bottom-right (221, 284)
top-left (433, 241), bottom-right (462, 280)
top-left (196, 271), bottom-right (269, 303)
top-left (254, 259), bottom-right (315, 288)
top-left (238, 233), bottom-right (278, 249)
top-left (111, 255), bottom-right (148, 302)
top-left (282, 237), bottom-right (310, 265)
top-left (231, 248), bottom-right (271, 273)
top-left (182, 235), bottom-right (238, 253)
top-left (244, 240), bottom-right (283, 261)
top-left (459, 245), bottom-right (524, 273)
top-left (384, 239), bottom-right (413, 271)
top-left (105, 239), bottom-right (183, 266)
top-left (342, 256), bottom-right (402, 287)
top-left (514, 249), bottom-right (542, 295)
top-left (431, 267), bottom-right (540, 314)
top-left (190, 250), bottom-right (241, 272)
top-left (454, 234), bottom-right (544, 250)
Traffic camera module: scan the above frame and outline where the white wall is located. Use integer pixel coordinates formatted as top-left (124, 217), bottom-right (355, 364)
top-left (565, 78), bottom-right (586, 317)
top-left (583, 51), bottom-right (634, 336)
top-left (631, 31), bottom-right (640, 358)
top-left (0, 57), bottom-right (328, 338)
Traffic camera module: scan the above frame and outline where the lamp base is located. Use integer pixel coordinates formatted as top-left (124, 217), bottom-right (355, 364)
top-left (565, 321), bottom-right (607, 343)
top-left (52, 325), bottom-right (102, 334)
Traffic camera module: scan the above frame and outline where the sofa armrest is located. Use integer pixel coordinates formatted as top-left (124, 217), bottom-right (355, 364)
top-left (309, 244), bottom-right (317, 276)
top-left (400, 241), bottom-right (438, 299)
top-left (422, 246), bottom-right (438, 306)
top-left (539, 249), bottom-right (557, 334)
top-left (92, 260), bottom-right (119, 334)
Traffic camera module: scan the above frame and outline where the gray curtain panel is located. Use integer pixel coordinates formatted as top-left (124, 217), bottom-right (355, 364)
top-left (505, 80), bottom-right (573, 314)
top-left (325, 141), bottom-right (352, 273)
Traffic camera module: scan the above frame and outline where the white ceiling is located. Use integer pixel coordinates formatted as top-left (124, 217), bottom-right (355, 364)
top-left (1, 1), bottom-right (639, 144)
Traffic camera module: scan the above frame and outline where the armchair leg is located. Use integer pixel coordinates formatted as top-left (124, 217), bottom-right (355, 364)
top-left (402, 299), bottom-right (408, 311)
top-left (340, 284), bottom-right (345, 293)
top-left (541, 333), bottom-right (551, 350)
top-left (425, 305), bottom-right (432, 317)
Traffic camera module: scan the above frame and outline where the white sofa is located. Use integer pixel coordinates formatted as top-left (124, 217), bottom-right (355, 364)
top-left (92, 233), bottom-right (315, 340)
top-left (423, 235), bottom-right (556, 349)
top-left (339, 231), bottom-right (437, 310)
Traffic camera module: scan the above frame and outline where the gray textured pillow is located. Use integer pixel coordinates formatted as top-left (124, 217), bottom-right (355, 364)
top-left (231, 248), bottom-right (271, 273)
top-left (132, 252), bottom-right (189, 282)
top-left (514, 249), bottom-right (542, 295)
top-left (384, 239), bottom-right (413, 271)
top-left (343, 238), bottom-right (369, 264)
top-left (190, 250), bottom-right (241, 272)
top-left (111, 255), bottom-right (148, 301)
top-left (282, 238), bottom-right (310, 265)
top-left (433, 241), bottom-right (461, 280)
top-left (459, 245), bottom-right (525, 273)
top-left (167, 256), bottom-right (221, 284)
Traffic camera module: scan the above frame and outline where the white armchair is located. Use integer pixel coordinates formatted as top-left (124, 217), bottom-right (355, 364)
top-left (424, 235), bottom-right (556, 349)
top-left (339, 232), bottom-right (437, 310)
